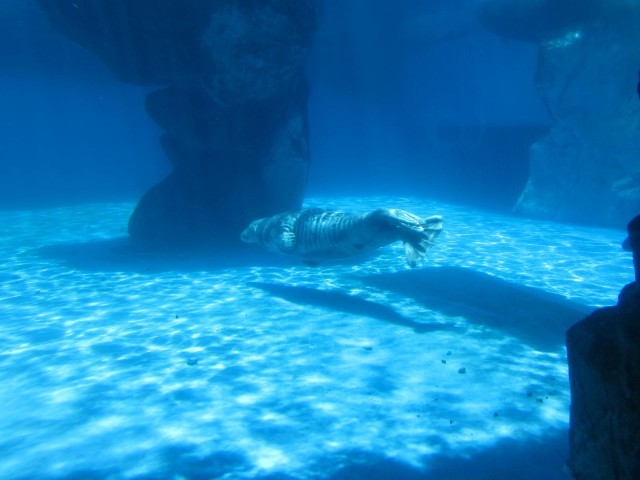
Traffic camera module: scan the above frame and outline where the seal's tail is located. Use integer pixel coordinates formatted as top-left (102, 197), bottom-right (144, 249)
top-left (402, 214), bottom-right (444, 267)
top-left (375, 209), bottom-right (443, 267)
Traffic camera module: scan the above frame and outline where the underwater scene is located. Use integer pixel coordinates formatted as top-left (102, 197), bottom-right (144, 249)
top-left (1, 1), bottom-right (639, 479)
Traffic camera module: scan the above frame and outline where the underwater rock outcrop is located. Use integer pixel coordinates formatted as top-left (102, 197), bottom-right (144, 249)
top-left (566, 215), bottom-right (640, 479)
top-left (476, 0), bottom-right (640, 228)
top-left (475, 0), bottom-right (625, 43)
top-left (36, 0), bottom-right (321, 248)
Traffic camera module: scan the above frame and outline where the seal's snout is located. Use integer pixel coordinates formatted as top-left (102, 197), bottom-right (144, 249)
top-left (240, 226), bottom-right (252, 243)
top-left (241, 220), bottom-right (260, 244)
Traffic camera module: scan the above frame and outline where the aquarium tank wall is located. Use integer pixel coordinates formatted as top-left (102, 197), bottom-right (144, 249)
top-left (0, 0), bottom-right (638, 479)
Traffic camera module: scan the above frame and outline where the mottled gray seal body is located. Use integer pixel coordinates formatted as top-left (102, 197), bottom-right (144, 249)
top-left (241, 208), bottom-right (443, 266)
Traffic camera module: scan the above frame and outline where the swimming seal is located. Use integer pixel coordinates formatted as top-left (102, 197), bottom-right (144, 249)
top-left (241, 208), bottom-right (443, 267)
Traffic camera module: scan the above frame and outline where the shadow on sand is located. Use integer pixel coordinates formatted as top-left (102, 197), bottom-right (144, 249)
top-left (249, 281), bottom-right (457, 334)
top-left (361, 266), bottom-right (593, 351)
top-left (36, 236), bottom-right (297, 273)
top-left (327, 428), bottom-right (569, 480)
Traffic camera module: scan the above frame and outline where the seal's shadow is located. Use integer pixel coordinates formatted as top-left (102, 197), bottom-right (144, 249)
top-left (360, 266), bottom-right (593, 351)
top-left (248, 281), bottom-right (457, 334)
top-left (36, 237), bottom-right (390, 273)
top-left (36, 237), bottom-right (296, 273)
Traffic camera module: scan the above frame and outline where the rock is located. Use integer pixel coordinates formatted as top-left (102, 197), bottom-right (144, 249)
top-left (566, 297), bottom-right (640, 479)
top-left (145, 85), bottom-right (282, 170)
top-left (202, 3), bottom-right (314, 104)
top-left (566, 216), bottom-right (640, 479)
top-left (36, 0), bottom-right (321, 249)
top-left (35, 0), bottom-right (214, 85)
top-left (475, 0), bottom-right (592, 43)
top-left (128, 167), bottom-right (257, 249)
top-left (130, 79), bottom-right (312, 248)
top-left (622, 214), bottom-right (640, 280)
top-left (260, 107), bottom-right (310, 214)
top-left (475, 0), bottom-right (638, 43)
top-left (513, 13), bottom-right (640, 227)
top-left (475, 1), bottom-right (640, 228)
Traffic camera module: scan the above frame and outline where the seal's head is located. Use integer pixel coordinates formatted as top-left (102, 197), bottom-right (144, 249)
top-left (240, 219), bottom-right (262, 244)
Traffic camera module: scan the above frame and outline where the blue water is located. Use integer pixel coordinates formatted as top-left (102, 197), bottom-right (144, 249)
top-left (0, 1), bottom-right (636, 479)
top-left (0, 1), bottom-right (549, 211)
top-left (0, 196), bottom-right (631, 479)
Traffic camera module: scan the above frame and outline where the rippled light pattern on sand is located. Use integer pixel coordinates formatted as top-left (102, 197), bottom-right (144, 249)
top-left (0, 197), bottom-right (632, 479)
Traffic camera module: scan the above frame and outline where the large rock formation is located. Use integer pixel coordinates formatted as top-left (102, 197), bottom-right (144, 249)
top-left (476, 0), bottom-right (640, 228)
top-left (36, 0), bottom-right (321, 248)
top-left (566, 216), bottom-right (640, 479)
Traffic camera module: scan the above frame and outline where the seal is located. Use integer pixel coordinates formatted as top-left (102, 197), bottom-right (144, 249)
top-left (241, 207), bottom-right (443, 267)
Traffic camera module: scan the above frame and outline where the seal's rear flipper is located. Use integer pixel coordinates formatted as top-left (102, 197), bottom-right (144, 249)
top-left (401, 215), bottom-right (443, 267)
top-left (367, 208), bottom-right (443, 267)
top-left (369, 209), bottom-right (443, 267)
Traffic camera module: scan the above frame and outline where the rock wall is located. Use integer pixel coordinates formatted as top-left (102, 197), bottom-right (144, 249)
top-left (36, 0), bottom-right (321, 248)
top-left (566, 294), bottom-right (640, 479)
top-left (566, 216), bottom-right (640, 479)
top-left (476, 0), bottom-right (640, 228)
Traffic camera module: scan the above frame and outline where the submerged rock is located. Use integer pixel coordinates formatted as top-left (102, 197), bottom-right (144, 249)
top-left (566, 216), bottom-right (640, 479)
top-left (476, 0), bottom-right (639, 44)
top-left (475, 0), bottom-right (594, 44)
top-left (35, 0), bottom-right (214, 85)
top-left (514, 21), bottom-right (640, 227)
top-left (476, 0), bottom-right (640, 228)
top-left (36, 0), bottom-right (321, 249)
top-left (202, 3), bottom-right (312, 103)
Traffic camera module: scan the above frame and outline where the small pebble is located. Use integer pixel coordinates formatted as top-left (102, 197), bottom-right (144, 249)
top-left (186, 357), bottom-right (199, 366)
top-left (536, 398), bottom-right (544, 403)
top-left (441, 359), bottom-right (447, 364)
top-left (176, 314), bottom-right (179, 319)
top-left (449, 419), bottom-right (454, 425)
top-left (458, 367), bottom-right (466, 374)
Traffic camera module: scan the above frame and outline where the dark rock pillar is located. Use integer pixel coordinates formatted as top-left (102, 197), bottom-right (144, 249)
top-left (36, 0), bottom-right (322, 249)
top-left (566, 216), bottom-right (640, 479)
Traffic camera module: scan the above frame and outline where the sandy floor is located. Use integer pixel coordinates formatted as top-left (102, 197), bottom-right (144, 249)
top-left (0, 196), bottom-right (632, 479)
